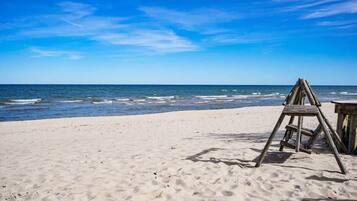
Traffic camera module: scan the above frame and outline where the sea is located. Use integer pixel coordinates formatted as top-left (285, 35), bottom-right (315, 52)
top-left (1, 85), bottom-right (357, 121)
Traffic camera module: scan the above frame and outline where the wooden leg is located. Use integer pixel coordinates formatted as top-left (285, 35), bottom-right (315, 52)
top-left (296, 116), bottom-right (303, 152)
top-left (350, 115), bottom-right (357, 154)
top-left (256, 113), bottom-right (285, 167)
top-left (280, 116), bottom-right (295, 151)
top-left (337, 113), bottom-right (344, 138)
top-left (317, 113), bottom-right (347, 174)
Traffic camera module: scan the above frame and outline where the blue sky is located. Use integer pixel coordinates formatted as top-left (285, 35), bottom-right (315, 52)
top-left (0, 0), bottom-right (357, 85)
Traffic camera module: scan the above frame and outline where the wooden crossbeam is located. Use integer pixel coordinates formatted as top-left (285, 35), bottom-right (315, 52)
top-left (282, 105), bottom-right (319, 116)
top-left (285, 124), bottom-right (314, 137)
top-left (280, 141), bottom-right (312, 154)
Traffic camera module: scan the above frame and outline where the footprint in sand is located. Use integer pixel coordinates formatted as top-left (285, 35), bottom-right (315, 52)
top-left (222, 190), bottom-right (234, 196)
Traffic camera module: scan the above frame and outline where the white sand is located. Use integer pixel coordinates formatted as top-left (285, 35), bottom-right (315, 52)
top-left (1, 103), bottom-right (356, 201)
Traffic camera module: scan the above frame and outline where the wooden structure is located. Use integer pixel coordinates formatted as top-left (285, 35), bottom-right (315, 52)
top-left (255, 78), bottom-right (348, 174)
top-left (332, 101), bottom-right (357, 154)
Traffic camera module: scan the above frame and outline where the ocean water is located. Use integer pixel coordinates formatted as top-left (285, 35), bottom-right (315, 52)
top-left (1, 85), bottom-right (357, 121)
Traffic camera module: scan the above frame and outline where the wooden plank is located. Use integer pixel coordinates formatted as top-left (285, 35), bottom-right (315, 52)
top-left (306, 124), bottom-right (322, 149)
top-left (283, 105), bottom-right (319, 116)
top-left (285, 124), bottom-right (314, 137)
top-left (255, 113), bottom-right (286, 167)
top-left (280, 141), bottom-right (312, 154)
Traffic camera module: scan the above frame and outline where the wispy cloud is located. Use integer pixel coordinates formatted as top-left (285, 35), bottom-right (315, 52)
top-left (208, 33), bottom-right (272, 44)
top-left (317, 19), bottom-right (357, 29)
top-left (57, 1), bottom-right (96, 19)
top-left (302, 1), bottom-right (357, 19)
top-left (6, 1), bottom-right (197, 53)
top-left (279, 0), bottom-right (340, 12)
top-left (140, 7), bottom-right (239, 32)
top-left (94, 30), bottom-right (197, 52)
top-left (30, 47), bottom-right (82, 60)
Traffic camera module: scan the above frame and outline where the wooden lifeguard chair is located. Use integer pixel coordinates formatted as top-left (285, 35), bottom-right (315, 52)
top-left (255, 78), bottom-right (348, 174)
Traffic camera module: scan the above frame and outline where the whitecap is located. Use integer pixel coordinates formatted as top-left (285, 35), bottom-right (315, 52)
top-left (195, 95), bottom-right (228, 100)
top-left (116, 98), bottom-right (131, 101)
top-left (6, 98), bottom-right (41, 105)
top-left (133, 99), bottom-right (146, 102)
top-left (146, 96), bottom-right (175, 100)
top-left (58, 100), bottom-right (83, 103)
top-left (195, 101), bottom-right (210, 104)
top-left (340, 92), bottom-right (357, 95)
top-left (92, 100), bottom-right (113, 104)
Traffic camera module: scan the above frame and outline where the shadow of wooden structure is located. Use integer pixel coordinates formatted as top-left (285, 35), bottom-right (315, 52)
top-left (255, 78), bottom-right (348, 174)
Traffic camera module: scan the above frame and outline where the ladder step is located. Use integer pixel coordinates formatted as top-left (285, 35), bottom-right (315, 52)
top-left (285, 124), bottom-right (314, 137)
top-left (280, 141), bottom-right (312, 154)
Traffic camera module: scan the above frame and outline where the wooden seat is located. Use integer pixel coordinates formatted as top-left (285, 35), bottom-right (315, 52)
top-left (283, 105), bottom-right (319, 116)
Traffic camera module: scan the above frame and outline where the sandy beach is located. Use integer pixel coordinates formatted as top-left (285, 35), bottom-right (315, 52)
top-left (1, 103), bottom-right (356, 201)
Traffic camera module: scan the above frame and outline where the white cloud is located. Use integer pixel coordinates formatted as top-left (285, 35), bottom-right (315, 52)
top-left (94, 30), bottom-right (197, 52)
top-left (57, 1), bottom-right (96, 19)
top-left (30, 47), bottom-right (82, 60)
top-left (302, 1), bottom-right (357, 19)
top-left (10, 2), bottom-right (197, 53)
top-left (208, 33), bottom-right (271, 44)
top-left (140, 7), bottom-right (239, 31)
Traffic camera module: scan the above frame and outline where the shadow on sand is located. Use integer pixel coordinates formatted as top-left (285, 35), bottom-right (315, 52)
top-left (186, 132), bottom-right (350, 174)
top-left (185, 146), bottom-right (293, 168)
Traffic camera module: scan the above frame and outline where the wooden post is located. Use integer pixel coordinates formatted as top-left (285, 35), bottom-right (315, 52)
top-left (295, 113), bottom-right (302, 153)
top-left (279, 116), bottom-right (295, 151)
top-left (348, 115), bottom-right (357, 153)
top-left (317, 113), bottom-right (347, 174)
top-left (255, 113), bottom-right (286, 167)
top-left (300, 80), bottom-right (316, 106)
top-left (296, 92), bottom-right (305, 152)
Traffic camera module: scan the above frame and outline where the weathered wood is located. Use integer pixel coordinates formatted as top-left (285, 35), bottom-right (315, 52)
top-left (257, 78), bottom-right (347, 174)
top-left (306, 80), bottom-right (321, 106)
top-left (306, 124), bottom-right (322, 149)
top-left (283, 105), bottom-right (319, 116)
top-left (318, 107), bottom-right (348, 153)
top-left (317, 113), bottom-right (347, 174)
top-left (285, 124), bottom-right (314, 137)
top-left (296, 115), bottom-right (303, 152)
top-left (279, 116), bottom-right (295, 151)
top-left (348, 115), bottom-right (357, 153)
top-left (283, 80), bottom-right (300, 106)
top-left (337, 113), bottom-right (344, 138)
top-left (300, 79), bottom-right (316, 106)
top-left (255, 113), bottom-right (285, 167)
top-left (280, 141), bottom-right (312, 154)
top-left (335, 104), bottom-right (357, 115)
